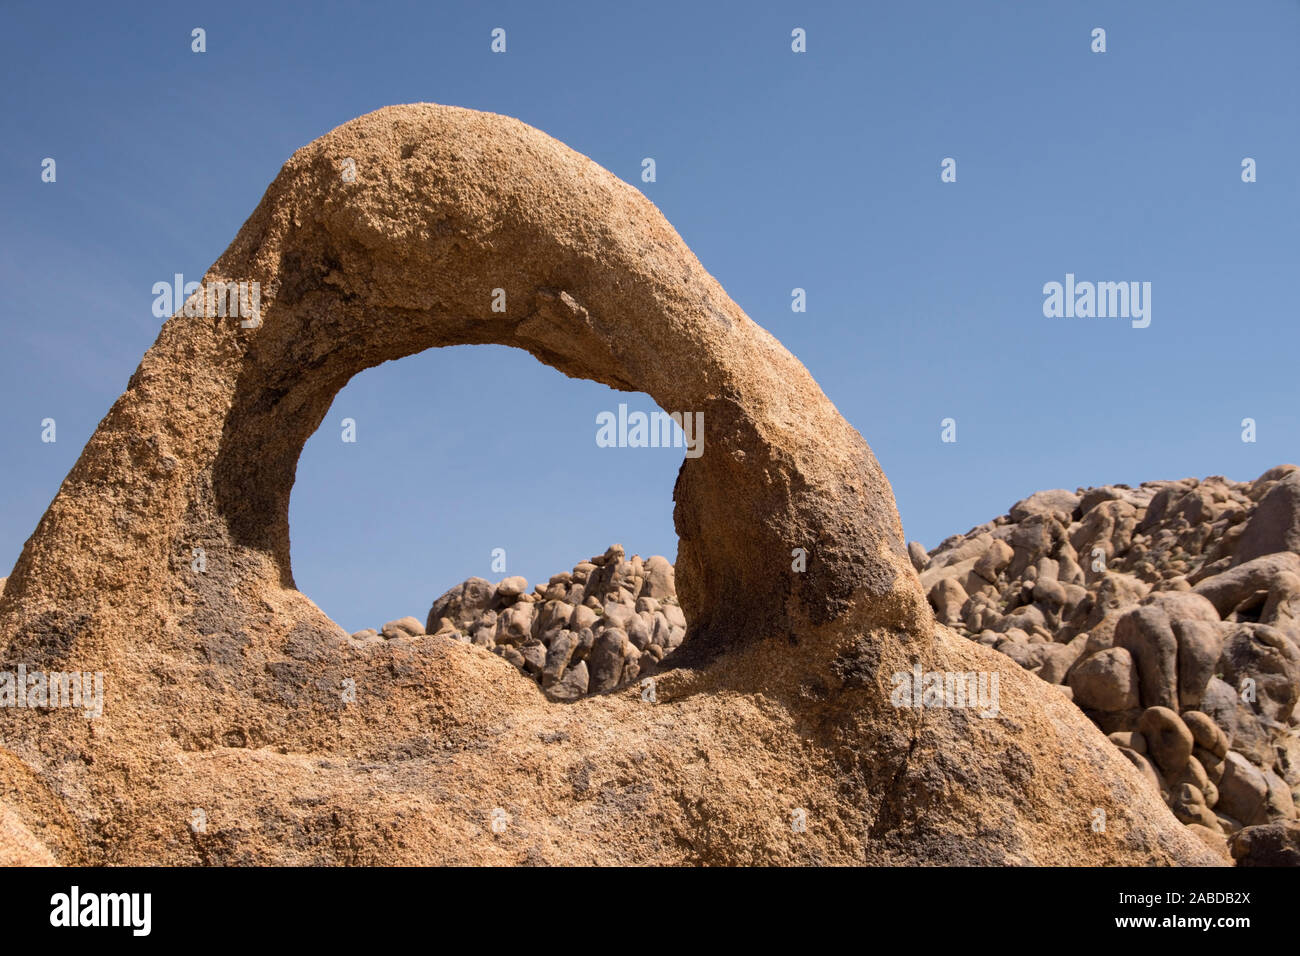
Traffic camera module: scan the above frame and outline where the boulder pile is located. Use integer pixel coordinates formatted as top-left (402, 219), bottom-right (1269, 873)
top-left (359, 545), bottom-right (685, 700)
top-left (913, 465), bottom-right (1300, 864)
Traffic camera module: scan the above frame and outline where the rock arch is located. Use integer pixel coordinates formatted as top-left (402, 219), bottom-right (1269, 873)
top-left (0, 105), bottom-right (1216, 865)
top-left (7, 103), bottom-right (911, 666)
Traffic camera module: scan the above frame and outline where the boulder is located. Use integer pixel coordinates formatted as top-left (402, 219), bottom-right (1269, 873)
top-left (626, 614), bottom-right (653, 651)
top-left (569, 604), bottom-right (599, 633)
top-left (1171, 783), bottom-right (1218, 829)
top-left (429, 618), bottom-right (461, 640)
top-left (639, 555), bottom-right (674, 600)
top-left (1009, 515), bottom-right (1067, 578)
top-left (1136, 706), bottom-right (1193, 775)
top-left (1217, 623), bottom-right (1300, 722)
top-left (907, 541), bottom-right (929, 573)
top-left (1229, 820), bottom-right (1300, 866)
top-left (1114, 606), bottom-right (1179, 710)
top-left (1263, 768), bottom-right (1296, 820)
top-left (497, 645), bottom-right (526, 670)
top-left (929, 577), bottom-right (969, 627)
top-left (1087, 574), bottom-right (1151, 627)
top-left (426, 576), bottom-right (496, 631)
top-left (494, 604), bottom-right (536, 645)
top-left (538, 599), bottom-right (575, 634)
top-left (1260, 571), bottom-right (1300, 627)
top-left (999, 603), bottom-right (1046, 635)
top-left (1108, 730), bottom-right (1146, 754)
top-left (515, 641), bottom-right (545, 675)
top-left (1173, 751), bottom-right (1216, 801)
top-left (1217, 752), bottom-right (1270, 826)
top-left (662, 603), bottom-right (687, 631)
top-left (1116, 747), bottom-right (1164, 796)
top-left (1174, 619), bottom-right (1223, 710)
top-left (1010, 489), bottom-right (1079, 523)
top-left (1069, 648), bottom-right (1140, 711)
top-left (1194, 552), bottom-right (1300, 617)
top-left (1078, 487), bottom-right (1125, 515)
top-left (1236, 471), bottom-right (1300, 563)
top-left (496, 576), bottom-right (529, 599)
top-left (1070, 500), bottom-right (1138, 567)
top-left (1034, 642), bottom-right (1083, 684)
top-left (587, 628), bottom-right (628, 693)
top-left (542, 630), bottom-right (578, 687)
top-left (972, 539), bottom-right (1013, 583)
top-left (1181, 710), bottom-right (1229, 759)
top-left (545, 660), bottom-right (589, 702)
top-left (929, 532), bottom-right (994, 570)
top-left (381, 616), bottom-right (424, 639)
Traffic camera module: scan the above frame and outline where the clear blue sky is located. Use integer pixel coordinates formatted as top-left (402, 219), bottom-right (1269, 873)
top-left (2, 1), bottom-right (1296, 633)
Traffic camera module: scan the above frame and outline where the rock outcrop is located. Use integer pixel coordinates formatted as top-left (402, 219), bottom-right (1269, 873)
top-left (914, 466), bottom-right (1300, 862)
top-left (0, 104), bottom-right (1216, 865)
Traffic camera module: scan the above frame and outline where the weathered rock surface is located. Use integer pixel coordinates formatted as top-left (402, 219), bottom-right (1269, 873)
top-left (0, 104), bottom-right (1216, 866)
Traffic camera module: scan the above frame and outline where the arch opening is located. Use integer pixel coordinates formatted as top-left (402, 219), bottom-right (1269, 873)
top-left (286, 342), bottom-right (692, 699)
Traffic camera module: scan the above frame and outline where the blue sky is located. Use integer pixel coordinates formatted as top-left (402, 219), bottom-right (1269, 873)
top-left (2, 1), bottom-right (1297, 633)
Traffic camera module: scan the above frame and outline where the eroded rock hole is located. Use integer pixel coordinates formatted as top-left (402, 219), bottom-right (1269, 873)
top-left (288, 346), bottom-right (691, 701)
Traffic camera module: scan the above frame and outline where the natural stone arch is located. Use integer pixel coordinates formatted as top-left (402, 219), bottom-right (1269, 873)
top-left (8, 103), bottom-right (912, 666)
top-left (0, 105), bottom-right (1217, 865)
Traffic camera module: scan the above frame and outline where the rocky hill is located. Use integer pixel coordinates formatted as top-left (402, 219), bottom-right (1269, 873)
top-left (914, 464), bottom-right (1300, 864)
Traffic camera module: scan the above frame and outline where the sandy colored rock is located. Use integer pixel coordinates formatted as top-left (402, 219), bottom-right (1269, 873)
top-left (1229, 820), bottom-right (1300, 866)
top-left (496, 576), bottom-right (529, 600)
top-left (0, 800), bottom-right (56, 866)
top-left (0, 104), bottom-right (1215, 866)
top-left (1236, 470), bottom-right (1300, 563)
top-left (1218, 753), bottom-right (1271, 826)
top-left (1182, 710), bottom-right (1229, 759)
top-left (907, 541), bottom-right (929, 573)
top-left (1217, 624), bottom-right (1300, 723)
top-left (928, 577), bottom-right (969, 627)
top-left (1194, 552), bottom-right (1300, 617)
top-left (1010, 489), bottom-right (1079, 523)
top-left (1070, 647), bottom-right (1140, 712)
top-left (381, 616), bottom-right (424, 639)
top-left (1136, 706), bottom-right (1193, 776)
top-left (1185, 823), bottom-right (1232, 862)
top-left (1114, 606), bottom-right (1180, 711)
